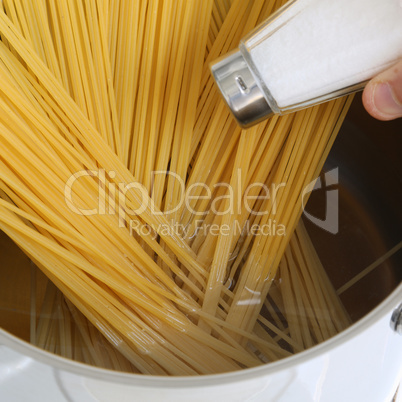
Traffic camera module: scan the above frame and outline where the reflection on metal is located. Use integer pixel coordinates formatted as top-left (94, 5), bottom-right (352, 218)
top-left (391, 303), bottom-right (402, 335)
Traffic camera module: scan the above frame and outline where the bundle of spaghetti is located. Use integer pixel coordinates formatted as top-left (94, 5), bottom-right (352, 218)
top-left (31, 219), bottom-right (351, 370)
top-left (34, 279), bottom-right (138, 372)
top-left (0, 0), bottom-right (353, 375)
top-left (107, 0), bottom-right (216, 198)
top-left (275, 221), bottom-right (352, 350)
top-left (177, 96), bottom-right (350, 335)
top-left (2, 0), bottom-right (121, 157)
top-left (0, 1), bottom-right (280, 374)
top-left (213, 99), bottom-right (352, 341)
top-left (249, 221), bottom-right (351, 357)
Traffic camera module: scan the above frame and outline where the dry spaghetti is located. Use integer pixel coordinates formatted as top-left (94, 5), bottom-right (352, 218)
top-left (0, 0), bottom-right (352, 375)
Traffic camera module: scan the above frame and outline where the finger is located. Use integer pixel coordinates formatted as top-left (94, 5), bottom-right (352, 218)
top-left (362, 60), bottom-right (402, 121)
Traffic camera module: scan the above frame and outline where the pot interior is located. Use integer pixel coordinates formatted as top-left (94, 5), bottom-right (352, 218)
top-left (0, 96), bottom-right (401, 373)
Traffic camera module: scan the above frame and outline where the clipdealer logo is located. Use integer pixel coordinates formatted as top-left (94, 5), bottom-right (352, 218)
top-left (64, 169), bottom-right (285, 217)
top-left (301, 168), bottom-right (339, 234)
top-left (64, 168), bottom-right (340, 235)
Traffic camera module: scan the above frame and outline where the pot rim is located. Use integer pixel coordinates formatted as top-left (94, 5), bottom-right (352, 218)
top-left (0, 283), bottom-right (400, 388)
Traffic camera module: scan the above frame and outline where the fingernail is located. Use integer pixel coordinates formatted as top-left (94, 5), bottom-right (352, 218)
top-left (373, 82), bottom-right (402, 118)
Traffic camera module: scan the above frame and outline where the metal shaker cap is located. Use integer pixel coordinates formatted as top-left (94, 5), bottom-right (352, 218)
top-left (210, 50), bottom-right (273, 128)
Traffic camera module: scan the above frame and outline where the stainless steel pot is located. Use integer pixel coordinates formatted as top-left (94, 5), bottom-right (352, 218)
top-left (0, 97), bottom-right (401, 401)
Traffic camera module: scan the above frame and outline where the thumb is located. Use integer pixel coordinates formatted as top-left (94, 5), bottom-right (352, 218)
top-left (362, 59), bottom-right (402, 121)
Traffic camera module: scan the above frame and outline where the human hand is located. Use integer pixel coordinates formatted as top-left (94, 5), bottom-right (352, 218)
top-left (362, 60), bottom-right (402, 121)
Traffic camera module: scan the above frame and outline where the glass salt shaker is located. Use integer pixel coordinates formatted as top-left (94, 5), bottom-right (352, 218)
top-left (211, 0), bottom-right (402, 127)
